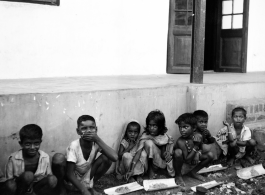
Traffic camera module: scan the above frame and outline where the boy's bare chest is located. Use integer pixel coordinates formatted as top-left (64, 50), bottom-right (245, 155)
top-left (24, 156), bottom-right (39, 173)
top-left (81, 147), bottom-right (92, 161)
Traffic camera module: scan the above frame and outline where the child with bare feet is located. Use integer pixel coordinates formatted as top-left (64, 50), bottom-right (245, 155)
top-left (52, 115), bottom-right (118, 195)
top-left (222, 107), bottom-right (256, 168)
top-left (116, 120), bottom-right (147, 183)
top-left (5, 124), bottom-right (57, 195)
top-left (173, 113), bottom-right (214, 187)
top-left (131, 110), bottom-right (175, 180)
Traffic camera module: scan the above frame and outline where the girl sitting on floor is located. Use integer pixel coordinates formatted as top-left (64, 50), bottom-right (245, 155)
top-left (116, 120), bottom-right (147, 183)
top-left (128, 110), bottom-right (175, 180)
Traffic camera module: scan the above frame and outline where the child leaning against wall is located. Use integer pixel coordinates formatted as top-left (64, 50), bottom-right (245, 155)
top-left (115, 120), bottom-right (147, 183)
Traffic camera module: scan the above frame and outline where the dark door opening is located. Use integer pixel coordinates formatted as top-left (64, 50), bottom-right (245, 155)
top-left (204, 0), bottom-right (218, 71)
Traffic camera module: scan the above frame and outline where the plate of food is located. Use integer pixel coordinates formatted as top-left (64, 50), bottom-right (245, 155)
top-left (143, 178), bottom-right (178, 191)
top-left (104, 182), bottom-right (144, 195)
top-left (198, 164), bottom-right (227, 174)
top-left (191, 180), bottom-right (224, 192)
top-left (237, 164), bottom-right (265, 180)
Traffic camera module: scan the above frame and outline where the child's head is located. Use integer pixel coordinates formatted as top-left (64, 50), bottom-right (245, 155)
top-left (19, 124), bottom-right (43, 157)
top-left (125, 121), bottom-right (141, 142)
top-left (175, 113), bottom-right (197, 138)
top-left (145, 109), bottom-right (167, 136)
top-left (231, 107), bottom-right (246, 126)
top-left (76, 115), bottom-right (97, 136)
top-left (193, 110), bottom-right (208, 131)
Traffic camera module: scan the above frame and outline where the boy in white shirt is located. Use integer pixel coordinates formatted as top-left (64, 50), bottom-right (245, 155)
top-left (221, 107), bottom-right (256, 167)
top-left (52, 115), bottom-right (118, 195)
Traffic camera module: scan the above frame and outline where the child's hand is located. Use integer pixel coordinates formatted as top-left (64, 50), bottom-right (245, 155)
top-left (82, 130), bottom-right (99, 142)
top-left (81, 189), bottom-right (91, 195)
top-left (193, 134), bottom-right (202, 146)
top-left (223, 121), bottom-right (229, 127)
top-left (163, 151), bottom-right (172, 162)
top-left (125, 171), bottom-right (133, 182)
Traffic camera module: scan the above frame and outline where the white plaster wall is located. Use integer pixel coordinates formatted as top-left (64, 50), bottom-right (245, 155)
top-left (247, 0), bottom-right (265, 72)
top-left (0, 0), bottom-right (169, 79)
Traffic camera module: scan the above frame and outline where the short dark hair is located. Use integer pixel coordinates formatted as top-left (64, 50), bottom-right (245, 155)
top-left (77, 115), bottom-right (96, 127)
top-left (146, 110), bottom-right (168, 135)
top-left (127, 122), bottom-right (141, 134)
top-left (193, 110), bottom-right (208, 119)
top-left (19, 124), bottom-right (43, 142)
top-left (232, 107), bottom-right (247, 118)
top-left (175, 113), bottom-right (197, 128)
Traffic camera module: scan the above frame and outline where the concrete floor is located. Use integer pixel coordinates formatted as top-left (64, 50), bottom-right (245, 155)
top-left (0, 72), bottom-right (265, 95)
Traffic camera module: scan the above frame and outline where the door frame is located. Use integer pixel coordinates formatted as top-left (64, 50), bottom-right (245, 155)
top-left (215, 0), bottom-right (250, 73)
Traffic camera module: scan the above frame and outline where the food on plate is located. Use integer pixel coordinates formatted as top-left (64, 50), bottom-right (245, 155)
top-left (250, 167), bottom-right (259, 177)
top-left (150, 183), bottom-right (168, 189)
top-left (115, 186), bottom-right (130, 193)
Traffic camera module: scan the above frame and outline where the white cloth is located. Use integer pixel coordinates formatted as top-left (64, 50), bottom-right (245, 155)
top-left (66, 139), bottom-right (101, 188)
top-left (216, 124), bottom-right (251, 154)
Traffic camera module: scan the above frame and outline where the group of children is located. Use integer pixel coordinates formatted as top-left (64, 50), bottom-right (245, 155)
top-left (0, 106), bottom-right (257, 195)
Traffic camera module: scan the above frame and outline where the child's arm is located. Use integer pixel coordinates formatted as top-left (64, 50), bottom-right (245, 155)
top-left (118, 141), bottom-right (136, 159)
top-left (205, 130), bottom-right (216, 144)
top-left (125, 148), bottom-right (143, 181)
top-left (177, 139), bottom-right (198, 163)
top-left (66, 162), bottom-right (90, 195)
top-left (223, 121), bottom-right (234, 142)
top-left (82, 130), bottom-right (118, 162)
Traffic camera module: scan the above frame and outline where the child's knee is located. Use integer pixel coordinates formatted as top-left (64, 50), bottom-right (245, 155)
top-left (122, 152), bottom-right (133, 160)
top-left (5, 179), bottom-right (17, 193)
top-left (47, 175), bottom-right (57, 188)
top-left (144, 140), bottom-right (155, 148)
top-left (101, 155), bottom-right (112, 167)
top-left (173, 149), bottom-right (183, 159)
top-left (207, 151), bottom-right (214, 160)
top-left (52, 153), bottom-right (66, 165)
top-left (248, 139), bottom-right (256, 146)
top-left (20, 171), bottom-right (34, 184)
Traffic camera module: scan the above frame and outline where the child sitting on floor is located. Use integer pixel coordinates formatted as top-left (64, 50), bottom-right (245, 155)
top-left (220, 107), bottom-right (256, 168)
top-left (130, 110), bottom-right (175, 180)
top-left (173, 113), bottom-right (214, 187)
top-left (193, 110), bottom-right (222, 161)
top-left (5, 124), bottom-right (57, 195)
top-left (116, 120), bottom-right (147, 183)
top-left (52, 115), bottom-right (118, 195)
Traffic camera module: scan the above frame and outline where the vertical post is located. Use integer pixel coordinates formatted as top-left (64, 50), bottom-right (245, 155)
top-left (190, 0), bottom-right (206, 84)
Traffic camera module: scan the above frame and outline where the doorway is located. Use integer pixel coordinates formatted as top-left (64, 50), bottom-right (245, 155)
top-left (167, 0), bottom-right (250, 74)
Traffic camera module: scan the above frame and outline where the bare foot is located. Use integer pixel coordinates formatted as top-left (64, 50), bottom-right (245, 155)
top-left (147, 166), bottom-right (157, 179)
top-left (128, 177), bottom-right (135, 183)
top-left (245, 155), bottom-right (255, 165)
top-left (175, 175), bottom-right (185, 187)
top-left (89, 188), bottom-right (102, 195)
top-left (227, 157), bottom-right (235, 167)
top-left (135, 175), bottom-right (143, 185)
top-left (188, 172), bottom-right (206, 182)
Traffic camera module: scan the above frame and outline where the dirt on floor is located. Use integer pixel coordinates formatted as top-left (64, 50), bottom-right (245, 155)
top-left (92, 150), bottom-right (265, 195)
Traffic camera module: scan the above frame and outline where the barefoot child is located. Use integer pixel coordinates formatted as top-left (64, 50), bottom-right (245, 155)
top-left (173, 113), bottom-right (214, 187)
top-left (193, 110), bottom-right (222, 161)
top-left (53, 115), bottom-right (118, 195)
top-left (130, 110), bottom-right (175, 180)
top-left (221, 107), bottom-right (256, 168)
top-left (5, 124), bottom-right (57, 195)
top-left (116, 120), bottom-right (147, 183)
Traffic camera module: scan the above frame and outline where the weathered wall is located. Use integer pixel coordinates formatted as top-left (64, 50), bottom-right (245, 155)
top-left (0, 86), bottom-right (188, 172)
top-left (1, 82), bottom-right (265, 172)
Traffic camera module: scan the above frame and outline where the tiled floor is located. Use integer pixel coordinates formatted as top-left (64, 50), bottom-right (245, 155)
top-left (0, 72), bottom-right (264, 95)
